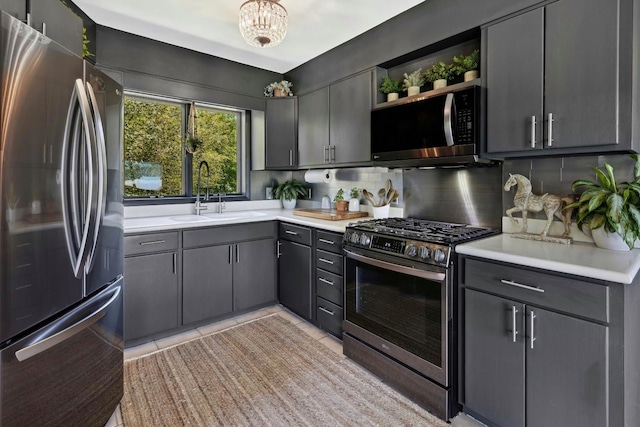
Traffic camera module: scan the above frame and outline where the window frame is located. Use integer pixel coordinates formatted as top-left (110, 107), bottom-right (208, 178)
top-left (122, 91), bottom-right (250, 206)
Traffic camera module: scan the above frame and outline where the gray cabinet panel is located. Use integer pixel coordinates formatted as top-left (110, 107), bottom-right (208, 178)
top-left (265, 97), bottom-right (297, 169)
top-left (234, 239), bottom-right (276, 311)
top-left (486, 9), bottom-right (544, 153)
top-left (183, 222), bottom-right (275, 249)
top-left (30, 0), bottom-right (83, 57)
top-left (464, 289), bottom-right (525, 427)
top-left (125, 232), bottom-right (179, 255)
top-left (183, 245), bottom-right (233, 324)
top-left (124, 252), bottom-right (179, 341)
top-left (278, 240), bottom-right (312, 320)
top-left (527, 307), bottom-right (607, 427)
top-left (279, 222), bottom-right (312, 245)
top-left (329, 71), bottom-right (372, 164)
top-left (0, 0), bottom-right (26, 20)
top-left (298, 87), bottom-right (330, 167)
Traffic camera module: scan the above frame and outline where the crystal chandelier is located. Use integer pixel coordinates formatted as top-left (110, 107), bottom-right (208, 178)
top-left (239, 0), bottom-right (288, 48)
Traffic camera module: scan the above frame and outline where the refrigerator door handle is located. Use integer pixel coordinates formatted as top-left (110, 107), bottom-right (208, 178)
top-left (84, 82), bottom-right (107, 273)
top-left (14, 284), bottom-right (121, 362)
top-left (61, 78), bottom-right (97, 279)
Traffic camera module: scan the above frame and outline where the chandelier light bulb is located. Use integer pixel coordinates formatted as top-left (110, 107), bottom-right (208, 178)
top-left (239, 0), bottom-right (288, 48)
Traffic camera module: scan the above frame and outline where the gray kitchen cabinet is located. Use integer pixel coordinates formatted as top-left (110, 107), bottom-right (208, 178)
top-left (460, 256), bottom-right (615, 427)
top-left (278, 223), bottom-right (313, 320)
top-left (485, 0), bottom-right (633, 156)
top-left (315, 230), bottom-right (344, 338)
top-left (124, 251), bottom-right (179, 342)
top-left (265, 97), bottom-right (297, 169)
top-left (298, 87), bottom-right (329, 167)
top-left (233, 238), bottom-right (277, 311)
top-left (0, 0), bottom-right (26, 20)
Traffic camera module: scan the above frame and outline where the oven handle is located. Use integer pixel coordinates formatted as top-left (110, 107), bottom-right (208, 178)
top-left (344, 249), bottom-right (445, 282)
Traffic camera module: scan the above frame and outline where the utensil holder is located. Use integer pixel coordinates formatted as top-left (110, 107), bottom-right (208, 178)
top-left (372, 204), bottom-right (390, 219)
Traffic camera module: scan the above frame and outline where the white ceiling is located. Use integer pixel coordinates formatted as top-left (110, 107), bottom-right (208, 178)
top-left (72, 0), bottom-right (425, 74)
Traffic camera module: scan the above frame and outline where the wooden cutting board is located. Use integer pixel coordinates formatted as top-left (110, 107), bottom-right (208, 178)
top-left (293, 209), bottom-right (368, 221)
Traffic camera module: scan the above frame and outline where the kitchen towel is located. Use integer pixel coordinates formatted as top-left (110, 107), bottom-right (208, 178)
top-left (304, 169), bottom-right (334, 184)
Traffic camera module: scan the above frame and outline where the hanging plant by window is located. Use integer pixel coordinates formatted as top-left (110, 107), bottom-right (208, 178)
top-left (185, 102), bottom-right (203, 154)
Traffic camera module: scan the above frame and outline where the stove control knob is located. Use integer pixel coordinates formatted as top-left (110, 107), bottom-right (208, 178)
top-left (360, 234), bottom-right (371, 246)
top-left (433, 249), bottom-right (446, 263)
top-left (350, 232), bottom-right (360, 244)
top-left (419, 246), bottom-right (430, 260)
top-left (406, 244), bottom-right (418, 257)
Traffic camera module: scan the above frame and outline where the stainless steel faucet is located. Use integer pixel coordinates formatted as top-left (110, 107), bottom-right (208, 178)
top-left (216, 192), bottom-right (226, 213)
top-left (195, 160), bottom-right (210, 215)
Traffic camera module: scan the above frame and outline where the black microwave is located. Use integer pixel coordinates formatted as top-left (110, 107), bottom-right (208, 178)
top-left (371, 85), bottom-right (479, 165)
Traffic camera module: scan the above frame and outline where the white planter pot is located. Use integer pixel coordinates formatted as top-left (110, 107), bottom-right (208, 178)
top-left (282, 198), bottom-right (297, 210)
top-left (433, 79), bottom-right (447, 90)
top-left (372, 204), bottom-right (390, 219)
top-left (591, 227), bottom-right (630, 251)
top-left (387, 92), bottom-right (399, 102)
top-left (348, 199), bottom-right (360, 212)
top-left (464, 70), bottom-right (479, 82)
top-left (407, 86), bottom-right (420, 96)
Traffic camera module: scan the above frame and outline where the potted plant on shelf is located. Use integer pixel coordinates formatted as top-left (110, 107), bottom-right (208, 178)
top-left (425, 61), bottom-right (454, 90)
top-left (185, 102), bottom-right (203, 154)
top-left (349, 187), bottom-right (361, 212)
top-left (565, 155), bottom-right (640, 251)
top-left (264, 80), bottom-right (293, 97)
top-left (274, 179), bottom-right (308, 209)
top-left (334, 188), bottom-right (348, 212)
top-left (452, 49), bottom-right (480, 82)
top-left (379, 76), bottom-right (403, 102)
top-left (402, 69), bottom-right (425, 96)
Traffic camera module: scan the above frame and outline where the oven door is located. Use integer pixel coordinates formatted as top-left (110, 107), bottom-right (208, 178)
top-left (343, 248), bottom-right (450, 387)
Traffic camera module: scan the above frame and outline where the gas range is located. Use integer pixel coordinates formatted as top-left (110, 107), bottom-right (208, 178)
top-left (343, 218), bottom-right (498, 268)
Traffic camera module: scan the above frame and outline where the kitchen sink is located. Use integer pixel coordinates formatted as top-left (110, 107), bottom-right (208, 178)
top-left (202, 211), bottom-right (267, 220)
top-left (168, 215), bottom-right (212, 222)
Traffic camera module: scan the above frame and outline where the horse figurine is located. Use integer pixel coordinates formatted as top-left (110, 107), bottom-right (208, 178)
top-left (504, 173), bottom-right (574, 238)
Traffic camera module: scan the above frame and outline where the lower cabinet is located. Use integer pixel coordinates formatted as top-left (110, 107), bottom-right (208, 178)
top-left (315, 230), bottom-right (344, 337)
top-left (234, 239), bottom-right (277, 311)
top-left (278, 237), bottom-right (313, 320)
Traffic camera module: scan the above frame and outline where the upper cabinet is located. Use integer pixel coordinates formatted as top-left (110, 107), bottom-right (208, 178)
top-left (485, 0), bottom-right (636, 157)
top-left (298, 70), bottom-right (373, 167)
top-left (265, 97), bottom-right (297, 169)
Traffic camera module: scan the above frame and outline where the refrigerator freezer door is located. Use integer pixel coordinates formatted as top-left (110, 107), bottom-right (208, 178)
top-left (0, 278), bottom-right (123, 426)
top-left (0, 12), bottom-right (84, 342)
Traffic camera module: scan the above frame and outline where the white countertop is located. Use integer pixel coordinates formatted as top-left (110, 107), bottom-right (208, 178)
top-left (457, 234), bottom-right (640, 285)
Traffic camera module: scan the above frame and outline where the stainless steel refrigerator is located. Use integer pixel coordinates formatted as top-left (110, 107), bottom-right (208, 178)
top-left (0, 11), bottom-right (124, 426)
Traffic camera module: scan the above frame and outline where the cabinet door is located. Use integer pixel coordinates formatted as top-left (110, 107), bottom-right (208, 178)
top-left (544, 0), bottom-right (618, 149)
top-left (0, 0), bottom-right (26, 20)
top-left (298, 87), bottom-right (330, 167)
top-left (278, 240), bottom-right (312, 320)
top-left (265, 97), bottom-right (297, 169)
top-left (234, 239), bottom-right (276, 311)
top-left (30, 0), bottom-right (83, 57)
top-left (124, 253), bottom-right (179, 341)
top-left (485, 8), bottom-right (544, 154)
top-left (183, 245), bottom-right (233, 324)
top-left (526, 307), bottom-right (607, 427)
top-left (329, 71), bottom-right (372, 164)
top-left (464, 289), bottom-right (525, 427)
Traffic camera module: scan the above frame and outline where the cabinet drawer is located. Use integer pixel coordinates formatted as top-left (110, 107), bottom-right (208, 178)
top-left (462, 258), bottom-right (609, 323)
top-left (279, 223), bottom-right (312, 246)
top-left (125, 232), bottom-right (179, 256)
top-left (184, 221), bottom-right (275, 249)
top-left (316, 297), bottom-right (343, 338)
top-left (316, 230), bottom-right (343, 254)
top-left (316, 249), bottom-right (343, 276)
top-left (316, 269), bottom-right (343, 306)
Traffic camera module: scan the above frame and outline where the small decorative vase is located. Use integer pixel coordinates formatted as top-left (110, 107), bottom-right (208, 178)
top-left (591, 227), bottom-right (630, 251)
top-left (6, 208), bottom-right (17, 223)
top-left (273, 88), bottom-right (285, 97)
top-left (282, 198), bottom-right (297, 209)
top-left (433, 79), bottom-right (447, 90)
top-left (321, 196), bottom-right (331, 209)
top-left (372, 204), bottom-right (390, 219)
top-left (407, 86), bottom-right (420, 96)
top-left (464, 70), bottom-right (479, 82)
top-left (335, 201), bottom-right (348, 212)
top-left (387, 93), bottom-right (399, 102)
top-left (348, 199), bottom-right (360, 212)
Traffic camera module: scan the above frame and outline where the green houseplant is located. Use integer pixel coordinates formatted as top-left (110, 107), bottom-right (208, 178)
top-left (452, 49), bottom-right (480, 81)
top-left (274, 179), bottom-right (308, 209)
top-left (379, 76), bottom-right (403, 101)
top-left (424, 61), bottom-right (454, 89)
top-left (402, 69), bottom-right (425, 96)
top-left (565, 155), bottom-right (640, 250)
top-left (334, 188), bottom-right (348, 211)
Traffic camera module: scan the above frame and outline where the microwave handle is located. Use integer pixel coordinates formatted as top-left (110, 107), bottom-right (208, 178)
top-left (443, 93), bottom-right (455, 147)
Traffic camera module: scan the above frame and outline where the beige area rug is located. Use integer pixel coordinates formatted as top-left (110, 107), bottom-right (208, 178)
top-left (121, 314), bottom-right (448, 426)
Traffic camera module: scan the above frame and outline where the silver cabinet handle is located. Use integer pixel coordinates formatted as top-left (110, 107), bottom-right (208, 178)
top-left (547, 113), bottom-right (554, 147)
top-left (318, 238), bottom-right (335, 245)
top-left (530, 116), bottom-right (537, 148)
top-left (318, 306), bottom-right (334, 316)
top-left (172, 253), bottom-right (176, 274)
top-left (289, 149), bottom-right (293, 166)
top-left (229, 245), bottom-right (233, 264)
top-left (443, 93), bottom-right (455, 146)
top-left (276, 241), bottom-right (282, 258)
top-left (43, 144), bottom-right (47, 163)
top-left (530, 310), bottom-right (537, 349)
top-left (512, 306), bottom-right (519, 343)
top-left (236, 244), bottom-right (239, 264)
top-left (324, 146), bottom-right (329, 163)
top-left (140, 240), bottom-right (165, 246)
top-left (318, 277), bottom-right (334, 286)
top-left (318, 258), bottom-right (334, 265)
top-left (500, 279), bottom-right (545, 293)
top-left (285, 230), bottom-right (298, 236)
top-left (330, 146), bottom-right (336, 162)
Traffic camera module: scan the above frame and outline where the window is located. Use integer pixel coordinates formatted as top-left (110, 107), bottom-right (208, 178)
top-left (123, 93), bottom-right (245, 201)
